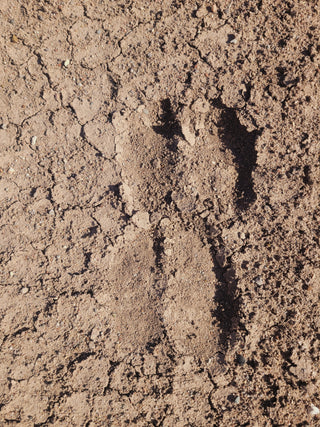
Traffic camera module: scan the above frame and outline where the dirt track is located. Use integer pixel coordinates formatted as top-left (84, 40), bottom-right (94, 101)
top-left (1, 0), bottom-right (320, 425)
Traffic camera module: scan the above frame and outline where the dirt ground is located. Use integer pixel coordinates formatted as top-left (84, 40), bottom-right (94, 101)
top-left (0, 0), bottom-right (320, 425)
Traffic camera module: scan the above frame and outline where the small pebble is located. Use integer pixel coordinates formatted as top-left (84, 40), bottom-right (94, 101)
top-left (132, 211), bottom-right (150, 230)
top-left (64, 59), bottom-right (70, 67)
top-left (309, 404), bottom-right (320, 416)
top-left (160, 217), bottom-right (171, 228)
top-left (234, 396), bottom-right (240, 404)
top-left (196, 4), bottom-right (208, 18)
top-left (11, 34), bottom-right (19, 43)
top-left (31, 136), bottom-right (37, 145)
top-left (8, 167), bottom-right (15, 174)
top-left (254, 276), bottom-right (264, 286)
top-left (9, 271), bottom-right (15, 277)
top-left (21, 287), bottom-right (29, 294)
top-left (236, 354), bottom-right (246, 366)
top-left (200, 210), bottom-right (210, 218)
top-left (210, 4), bottom-right (218, 13)
top-left (1, 123), bottom-right (8, 130)
top-left (227, 34), bottom-right (237, 44)
top-left (96, 29), bottom-right (102, 35)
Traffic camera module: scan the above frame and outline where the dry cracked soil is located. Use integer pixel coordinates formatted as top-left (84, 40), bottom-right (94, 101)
top-left (1, 0), bottom-right (320, 426)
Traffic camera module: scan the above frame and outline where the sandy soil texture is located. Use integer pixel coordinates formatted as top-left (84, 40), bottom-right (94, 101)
top-left (1, 0), bottom-right (320, 425)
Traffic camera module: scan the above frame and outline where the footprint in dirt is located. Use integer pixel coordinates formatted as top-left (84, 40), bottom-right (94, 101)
top-left (107, 98), bottom-right (260, 363)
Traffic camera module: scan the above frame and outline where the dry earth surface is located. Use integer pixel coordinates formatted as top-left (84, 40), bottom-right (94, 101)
top-left (1, 0), bottom-right (320, 425)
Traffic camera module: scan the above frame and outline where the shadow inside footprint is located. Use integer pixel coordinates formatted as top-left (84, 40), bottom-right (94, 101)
top-left (217, 106), bottom-right (260, 210)
top-left (153, 98), bottom-right (182, 152)
top-left (212, 272), bottom-right (240, 350)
